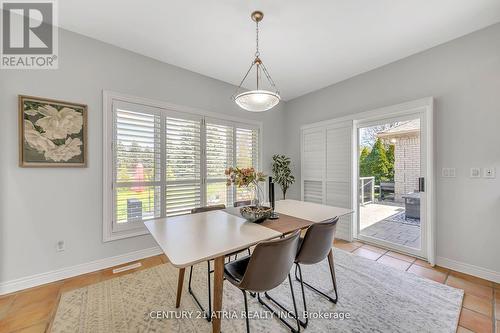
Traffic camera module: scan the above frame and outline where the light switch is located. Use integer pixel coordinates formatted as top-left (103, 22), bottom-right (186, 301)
top-left (470, 168), bottom-right (481, 178)
top-left (449, 168), bottom-right (456, 178)
top-left (483, 167), bottom-right (496, 178)
top-left (442, 168), bottom-right (456, 178)
top-left (442, 168), bottom-right (449, 177)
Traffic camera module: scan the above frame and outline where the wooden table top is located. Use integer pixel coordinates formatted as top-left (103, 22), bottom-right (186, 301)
top-left (224, 207), bottom-right (314, 235)
top-left (225, 199), bottom-right (353, 234)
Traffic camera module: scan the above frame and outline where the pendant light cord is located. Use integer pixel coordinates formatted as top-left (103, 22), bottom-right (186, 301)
top-left (256, 20), bottom-right (260, 90)
top-left (255, 20), bottom-right (260, 57)
top-left (232, 11), bottom-right (280, 99)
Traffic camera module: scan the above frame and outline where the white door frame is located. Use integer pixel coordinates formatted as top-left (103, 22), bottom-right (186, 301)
top-left (351, 98), bottom-right (435, 263)
top-left (300, 97), bottom-right (435, 264)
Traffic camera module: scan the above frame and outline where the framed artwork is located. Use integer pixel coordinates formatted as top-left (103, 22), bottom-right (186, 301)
top-left (19, 95), bottom-right (87, 167)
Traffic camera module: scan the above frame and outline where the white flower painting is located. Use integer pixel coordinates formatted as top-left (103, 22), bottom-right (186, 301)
top-left (19, 96), bottom-right (87, 167)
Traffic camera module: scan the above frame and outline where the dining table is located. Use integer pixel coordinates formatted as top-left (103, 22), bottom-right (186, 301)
top-left (144, 199), bottom-right (353, 333)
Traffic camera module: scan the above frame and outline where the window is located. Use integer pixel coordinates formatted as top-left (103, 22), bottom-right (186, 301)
top-left (165, 113), bottom-right (202, 217)
top-left (103, 93), bottom-right (261, 241)
top-left (235, 126), bottom-right (259, 202)
top-left (205, 120), bottom-right (234, 206)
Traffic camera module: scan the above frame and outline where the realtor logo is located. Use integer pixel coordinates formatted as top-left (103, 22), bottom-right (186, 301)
top-left (1, 0), bottom-right (58, 69)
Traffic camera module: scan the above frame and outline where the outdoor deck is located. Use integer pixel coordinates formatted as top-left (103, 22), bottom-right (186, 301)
top-left (359, 202), bottom-right (420, 249)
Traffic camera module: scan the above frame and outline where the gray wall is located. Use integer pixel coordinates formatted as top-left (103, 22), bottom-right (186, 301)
top-left (2, 23), bottom-right (499, 284)
top-left (285, 23), bottom-right (500, 273)
top-left (0, 29), bottom-right (286, 282)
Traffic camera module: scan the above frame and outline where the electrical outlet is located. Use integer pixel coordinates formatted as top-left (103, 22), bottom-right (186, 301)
top-left (483, 167), bottom-right (496, 179)
top-left (56, 240), bottom-right (65, 252)
top-left (470, 168), bottom-right (481, 178)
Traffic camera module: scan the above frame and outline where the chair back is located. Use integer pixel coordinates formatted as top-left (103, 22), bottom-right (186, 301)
top-left (234, 200), bottom-right (252, 207)
top-left (295, 217), bottom-right (339, 265)
top-left (238, 230), bottom-right (300, 292)
top-left (191, 204), bottom-right (226, 214)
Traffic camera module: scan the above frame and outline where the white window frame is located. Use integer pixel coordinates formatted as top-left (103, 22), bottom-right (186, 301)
top-left (103, 91), bottom-right (263, 242)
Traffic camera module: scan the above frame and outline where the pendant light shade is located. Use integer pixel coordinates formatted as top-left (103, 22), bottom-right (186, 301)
top-left (234, 90), bottom-right (280, 112)
top-left (232, 11), bottom-right (281, 112)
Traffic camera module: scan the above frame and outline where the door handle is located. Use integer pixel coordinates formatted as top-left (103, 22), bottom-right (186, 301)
top-left (418, 177), bottom-right (425, 192)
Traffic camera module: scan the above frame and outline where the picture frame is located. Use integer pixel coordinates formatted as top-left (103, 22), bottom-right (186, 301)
top-left (19, 95), bottom-right (88, 167)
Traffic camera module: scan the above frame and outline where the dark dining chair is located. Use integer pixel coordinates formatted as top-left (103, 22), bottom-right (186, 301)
top-left (188, 204), bottom-right (226, 321)
top-left (265, 217), bottom-right (340, 328)
top-left (224, 230), bottom-right (301, 333)
top-left (188, 204), bottom-right (250, 321)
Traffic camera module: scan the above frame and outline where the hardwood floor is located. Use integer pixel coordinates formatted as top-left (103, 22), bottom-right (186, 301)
top-left (0, 255), bottom-right (168, 333)
top-left (0, 243), bottom-right (498, 333)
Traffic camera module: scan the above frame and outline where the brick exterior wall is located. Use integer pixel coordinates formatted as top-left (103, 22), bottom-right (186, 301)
top-left (393, 135), bottom-right (420, 202)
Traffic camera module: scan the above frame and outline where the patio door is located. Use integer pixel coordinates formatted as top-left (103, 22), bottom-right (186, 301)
top-left (354, 108), bottom-right (432, 260)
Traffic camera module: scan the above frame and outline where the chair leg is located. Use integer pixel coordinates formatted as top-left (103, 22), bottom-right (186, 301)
top-left (294, 261), bottom-right (338, 304)
top-left (257, 275), bottom-right (300, 333)
top-left (294, 264), bottom-right (309, 328)
top-left (207, 260), bottom-right (212, 321)
top-left (187, 261), bottom-right (212, 322)
top-left (327, 249), bottom-right (339, 302)
top-left (287, 274), bottom-right (301, 332)
top-left (242, 290), bottom-right (250, 333)
top-left (263, 268), bottom-right (308, 328)
top-left (188, 265), bottom-right (193, 290)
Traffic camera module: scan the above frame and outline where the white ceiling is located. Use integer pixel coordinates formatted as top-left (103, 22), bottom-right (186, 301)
top-left (59, 0), bottom-right (500, 100)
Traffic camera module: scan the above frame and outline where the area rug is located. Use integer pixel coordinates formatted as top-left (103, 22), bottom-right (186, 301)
top-left (386, 211), bottom-right (420, 226)
top-left (51, 250), bottom-right (463, 333)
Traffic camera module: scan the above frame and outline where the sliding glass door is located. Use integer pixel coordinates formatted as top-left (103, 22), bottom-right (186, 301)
top-left (356, 113), bottom-right (427, 258)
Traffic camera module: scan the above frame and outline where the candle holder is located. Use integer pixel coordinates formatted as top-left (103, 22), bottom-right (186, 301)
top-left (268, 177), bottom-right (279, 220)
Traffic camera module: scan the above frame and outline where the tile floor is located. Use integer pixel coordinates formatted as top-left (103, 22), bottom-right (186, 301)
top-left (0, 242), bottom-right (498, 333)
top-left (334, 239), bottom-right (499, 333)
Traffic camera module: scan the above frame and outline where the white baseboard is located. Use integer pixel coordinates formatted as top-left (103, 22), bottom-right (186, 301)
top-left (0, 246), bottom-right (163, 295)
top-left (436, 256), bottom-right (500, 284)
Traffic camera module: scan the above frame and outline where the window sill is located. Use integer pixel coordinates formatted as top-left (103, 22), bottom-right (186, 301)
top-left (103, 225), bottom-right (149, 242)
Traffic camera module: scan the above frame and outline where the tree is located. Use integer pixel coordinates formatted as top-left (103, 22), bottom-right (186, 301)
top-left (359, 122), bottom-right (402, 147)
top-left (386, 144), bottom-right (395, 181)
top-left (272, 154), bottom-right (295, 199)
top-left (364, 138), bottom-right (390, 184)
top-left (359, 147), bottom-right (371, 177)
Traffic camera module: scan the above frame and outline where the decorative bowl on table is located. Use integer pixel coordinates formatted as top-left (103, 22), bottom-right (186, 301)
top-left (240, 205), bottom-right (272, 223)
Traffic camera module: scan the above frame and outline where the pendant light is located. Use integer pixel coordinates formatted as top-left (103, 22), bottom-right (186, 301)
top-left (233, 11), bottom-right (280, 112)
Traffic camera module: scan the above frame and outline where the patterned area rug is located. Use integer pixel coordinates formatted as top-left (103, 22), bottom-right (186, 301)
top-left (51, 250), bottom-right (463, 333)
top-left (386, 211), bottom-right (421, 226)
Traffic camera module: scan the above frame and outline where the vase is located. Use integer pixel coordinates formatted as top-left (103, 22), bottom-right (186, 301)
top-left (253, 183), bottom-right (265, 207)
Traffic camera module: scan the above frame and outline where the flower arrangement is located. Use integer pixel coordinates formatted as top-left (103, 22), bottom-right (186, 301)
top-left (225, 167), bottom-right (266, 205)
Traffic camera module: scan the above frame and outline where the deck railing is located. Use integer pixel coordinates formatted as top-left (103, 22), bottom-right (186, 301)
top-left (359, 176), bottom-right (375, 205)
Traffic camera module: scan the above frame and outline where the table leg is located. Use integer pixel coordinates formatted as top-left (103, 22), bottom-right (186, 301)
top-left (212, 256), bottom-right (225, 333)
top-left (176, 267), bottom-right (185, 308)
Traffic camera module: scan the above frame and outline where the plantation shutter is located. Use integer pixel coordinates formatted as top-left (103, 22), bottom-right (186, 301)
top-left (302, 128), bottom-right (325, 204)
top-left (301, 122), bottom-right (353, 241)
top-left (235, 125), bottom-right (260, 202)
top-left (165, 112), bottom-right (202, 217)
top-left (205, 120), bottom-right (234, 206)
top-left (112, 101), bottom-right (161, 230)
top-left (110, 98), bottom-right (261, 234)
top-left (325, 124), bottom-right (353, 240)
